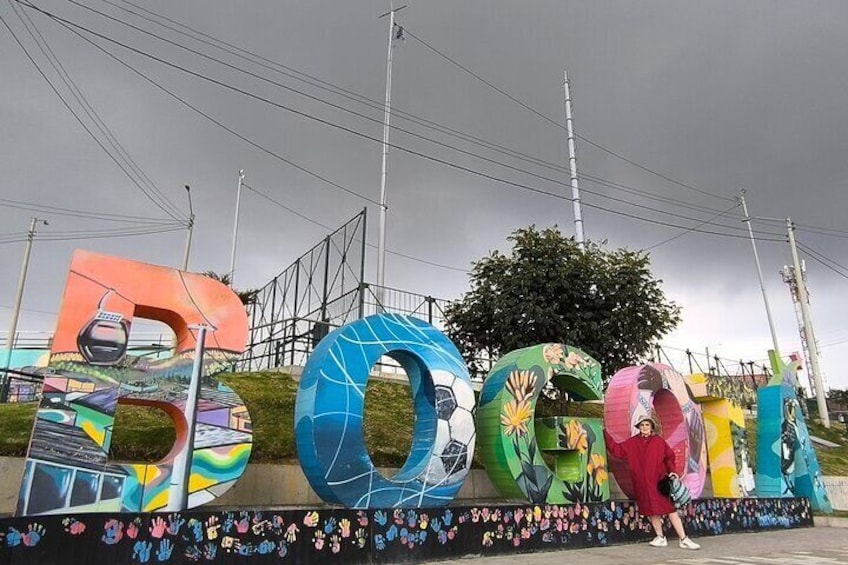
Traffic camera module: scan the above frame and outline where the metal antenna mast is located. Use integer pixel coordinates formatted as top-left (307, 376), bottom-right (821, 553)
top-left (230, 169), bottom-right (245, 286)
top-left (563, 69), bottom-right (585, 248)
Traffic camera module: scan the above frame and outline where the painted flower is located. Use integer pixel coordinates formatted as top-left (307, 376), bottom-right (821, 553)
top-left (587, 453), bottom-right (608, 485)
top-left (501, 399), bottom-right (533, 437)
top-left (505, 370), bottom-right (537, 403)
top-left (563, 352), bottom-right (586, 370)
top-left (562, 419), bottom-right (588, 453)
top-left (542, 344), bottom-right (565, 364)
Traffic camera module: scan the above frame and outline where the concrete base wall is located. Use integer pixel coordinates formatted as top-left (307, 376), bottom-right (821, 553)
top-left (0, 456), bottom-right (845, 514)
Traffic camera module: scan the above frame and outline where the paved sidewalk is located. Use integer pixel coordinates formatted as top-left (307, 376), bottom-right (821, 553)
top-left (427, 527), bottom-right (848, 564)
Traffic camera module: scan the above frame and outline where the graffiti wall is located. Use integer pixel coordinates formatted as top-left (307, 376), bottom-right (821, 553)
top-left (17, 250), bottom-right (252, 516)
top-left (0, 498), bottom-right (813, 564)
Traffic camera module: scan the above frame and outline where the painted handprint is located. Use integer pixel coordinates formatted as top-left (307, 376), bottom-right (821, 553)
top-left (236, 512), bottom-right (250, 534)
top-left (62, 517), bottom-right (86, 536)
top-left (102, 519), bottom-right (124, 545)
top-left (256, 540), bottom-right (275, 555)
top-left (285, 523), bottom-right (299, 543)
top-left (313, 529), bottom-right (325, 550)
top-left (166, 514), bottom-right (185, 536)
top-left (339, 518), bottom-right (351, 538)
top-left (149, 516), bottom-right (167, 539)
top-left (156, 539), bottom-right (173, 561)
top-left (188, 519), bottom-right (203, 542)
top-left (5, 527), bottom-right (22, 547)
top-left (323, 517), bottom-right (336, 534)
top-left (22, 524), bottom-right (45, 547)
top-left (203, 542), bottom-right (217, 560)
top-left (302, 511), bottom-right (319, 528)
top-left (373, 510), bottom-right (387, 526)
top-left (205, 516), bottom-right (220, 540)
top-left (330, 534), bottom-right (341, 554)
top-left (126, 519), bottom-right (141, 539)
top-left (133, 540), bottom-right (152, 563)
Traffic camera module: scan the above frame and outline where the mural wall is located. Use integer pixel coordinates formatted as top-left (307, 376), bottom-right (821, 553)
top-left (476, 344), bottom-right (608, 504)
top-left (17, 250), bottom-right (252, 516)
top-left (0, 498), bottom-right (814, 564)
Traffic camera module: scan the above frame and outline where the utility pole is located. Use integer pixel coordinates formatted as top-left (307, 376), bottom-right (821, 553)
top-left (563, 69), bottom-right (585, 248)
top-left (2, 217), bottom-right (46, 401)
top-left (786, 218), bottom-right (830, 428)
top-left (738, 189), bottom-right (781, 355)
top-left (182, 185), bottom-right (195, 271)
top-left (376, 3), bottom-right (406, 302)
top-left (230, 169), bottom-right (245, 286)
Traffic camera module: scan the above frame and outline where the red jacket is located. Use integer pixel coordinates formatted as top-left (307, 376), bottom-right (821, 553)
top-left (604, 431), bottom-right (676, 516)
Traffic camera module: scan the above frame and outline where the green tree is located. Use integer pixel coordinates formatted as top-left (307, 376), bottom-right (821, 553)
top-left (201, 270), bottom-right (259, 306)
top-left (444, 227), bottom-right (681, 381)
top-left (827, 388), bottom-right (848, 411)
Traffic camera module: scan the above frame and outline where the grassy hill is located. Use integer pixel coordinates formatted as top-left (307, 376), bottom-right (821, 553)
top-left (1, 371), bottom-right (846, 476)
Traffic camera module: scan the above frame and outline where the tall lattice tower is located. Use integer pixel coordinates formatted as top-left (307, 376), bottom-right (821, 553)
top-left (781, 260), bottom-right (827, 397)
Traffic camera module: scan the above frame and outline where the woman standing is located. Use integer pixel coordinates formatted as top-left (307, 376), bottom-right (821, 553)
top-left (604, 416), bottom-right (700, 550)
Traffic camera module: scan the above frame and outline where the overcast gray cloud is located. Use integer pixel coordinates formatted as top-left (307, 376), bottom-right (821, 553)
top-left (2, 0), bottom-right (847, 391)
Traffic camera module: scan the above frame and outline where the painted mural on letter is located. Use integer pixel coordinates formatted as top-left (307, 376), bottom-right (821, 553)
top-left (16, 250), bottom-right (251, 516)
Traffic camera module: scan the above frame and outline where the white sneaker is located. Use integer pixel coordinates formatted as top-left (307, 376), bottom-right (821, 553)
top-left (649, 536), bottom-right (668, 547)
top-left (679, 537), bottom-right (700, 550)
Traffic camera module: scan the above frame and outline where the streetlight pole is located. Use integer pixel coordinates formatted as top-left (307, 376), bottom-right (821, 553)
top-left (563, 69), bottom-right (585, 249)
top-left (738, 188), bottom-right (781, 355)
top-left (183, 185), bottom-right (195, 271)
top-left (230, 169), bottom-right (245, 286)
top-left (376, 3), bottom-right (406, 303)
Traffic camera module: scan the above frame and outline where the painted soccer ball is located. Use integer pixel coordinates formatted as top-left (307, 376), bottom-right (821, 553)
top-left (421, 370), bottom-right (477, 487)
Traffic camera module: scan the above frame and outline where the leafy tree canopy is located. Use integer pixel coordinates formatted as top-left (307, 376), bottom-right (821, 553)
top-left (201, 270), bottom-right (259, 306)
top-left (444, 226), bottom-right (681, 381)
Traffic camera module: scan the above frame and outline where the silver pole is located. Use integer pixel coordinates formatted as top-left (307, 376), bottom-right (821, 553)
top-left (563, 69), bottom-right (585, 248)
top-left (182, 185), bottom-right (195, 271)
top-left (787, 218), bottom-right (830, 427)
top-left (377, 4), bottom-right (404, 293)
top-left (738, 188), bottom-right (780, 355)
top-left (229, 169), bottom-right (245, 285)
top-left (166, 324), bottom-right (208, 510)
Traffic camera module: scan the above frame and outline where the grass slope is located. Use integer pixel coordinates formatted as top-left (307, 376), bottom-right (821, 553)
top-left (1, 372), bottom-right (846, 476)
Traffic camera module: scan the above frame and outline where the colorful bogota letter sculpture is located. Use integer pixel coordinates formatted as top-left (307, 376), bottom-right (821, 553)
top-left (477, 343), bottom-right (609, 503)
top-left (294, 313), bottom-right (476, 508)
top-left (756, 352), bottom-right (832, 512)
top-left (16, 250), bottom-right (251, 515)
top-left (604, 363), bottom-right (708, 499)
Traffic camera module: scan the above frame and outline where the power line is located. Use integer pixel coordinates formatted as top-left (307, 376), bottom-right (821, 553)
top-left (0, 197), bottom-right (181, 225)
top-left (48, 0), bottom-right (752, 227)
top-left (0, 4), bottom-right (186, 222)
top-left (18, 1), bottom-right (786, 246)
top-left (244, 182), bottom-right (470, 273)
top-left (402, 26), bottom-right (736, 203)
top-left (796, 241), bottom-right (848, 280)
top-left (645, 203), bottom-right (742, 250)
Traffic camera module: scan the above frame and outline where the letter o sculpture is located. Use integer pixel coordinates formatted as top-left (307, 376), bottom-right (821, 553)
top-left (295, 313), bottom-right (475, 508)
top-left (604, 363), bottom-right (707, 498)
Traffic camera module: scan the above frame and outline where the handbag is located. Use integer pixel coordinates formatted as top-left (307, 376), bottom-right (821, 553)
top-left (658, 474), bottom-right (692, 508)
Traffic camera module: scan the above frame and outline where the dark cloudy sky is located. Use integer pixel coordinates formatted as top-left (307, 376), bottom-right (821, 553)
top-left (2, 0), bottom-right (848, 390)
